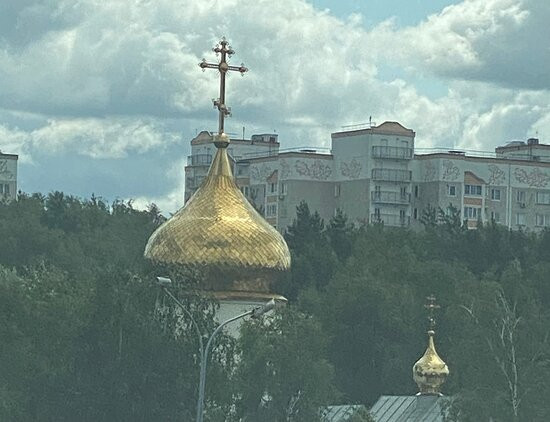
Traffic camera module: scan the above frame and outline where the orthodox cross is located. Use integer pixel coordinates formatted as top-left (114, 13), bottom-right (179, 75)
top-left (424, 294), bottom-right (440, 332)
top-left (199, 37), bottom-right (248, 135)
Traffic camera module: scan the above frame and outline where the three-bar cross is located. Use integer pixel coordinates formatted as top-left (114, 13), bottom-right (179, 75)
top-left (199, 37), bottom-right (248, 135)
top-left (425, 294), bottom-right (440, 331)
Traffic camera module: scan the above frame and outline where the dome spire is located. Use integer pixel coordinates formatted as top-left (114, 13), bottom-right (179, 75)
top-left (144, 38), bottom-right (290, 300)
top-left (413, 295), bottom-right (449, 396)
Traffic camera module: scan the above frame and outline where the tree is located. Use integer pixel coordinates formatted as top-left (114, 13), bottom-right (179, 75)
top-left (234, 307), bottom-right (337, 422)
top-left (327, 209), bottom-right (354, 262)
top-left (280, 202), bottom-right (338, 300)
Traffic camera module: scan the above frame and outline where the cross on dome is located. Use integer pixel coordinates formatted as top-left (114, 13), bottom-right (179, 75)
top-left (199, 37), bottom-right (248, 141)
top-left (424, 294), bottom-right (441, 332)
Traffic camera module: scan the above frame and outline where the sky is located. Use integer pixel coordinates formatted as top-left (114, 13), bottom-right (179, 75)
top-left (1, 0), bottom-right (549, 213)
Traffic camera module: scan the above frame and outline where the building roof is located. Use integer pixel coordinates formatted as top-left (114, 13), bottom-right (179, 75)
top-left (370, 395), bottom-right (446, 422)
top-left (414, 152), bottom-right (550, 167)
top-left (0, 153), bottom-right (18, 159)
top-left (332, 121), bottom-right (415, 139)
top-left (495, 142), bottom-right (550, 153)
top-left (321, 404), bottom-right (368, 421)
top-left (191, 130), bottom-right (280, 146)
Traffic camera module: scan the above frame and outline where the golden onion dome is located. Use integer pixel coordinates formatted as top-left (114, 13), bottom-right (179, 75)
top-left (413, 329), bottom-right (449, 395)
top-left (144, 134), bottom-right (291, 296)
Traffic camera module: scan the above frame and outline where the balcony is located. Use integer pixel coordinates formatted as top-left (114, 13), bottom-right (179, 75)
top-left (187, 154), bottom-right (213, 166)
top-left (371, 191), bottom-right (410, 204)
top-left (372, 146), bottom-right (413, 160)
top-left (371, 213), bottom-right (410, 227)
top-left (371, 169), bottom-right (412, 183)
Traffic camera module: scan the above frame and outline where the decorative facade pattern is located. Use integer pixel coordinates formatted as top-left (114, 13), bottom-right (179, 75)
top-left (295, 160), bottom-right (332, 180)
top-left (488, 165), bottom-right (506, 185)
top-left (514, 167), bottom-right (550, 188)
top-left (250, 163), bottom-right (273, 182)
top-left (423, 161), bottom-right (436, 182)
top-left (0, 160), bottom-right (15, 180)
top-left (340, 158), bottom-right (362, 179)
top-left (441, 160), bottom-right (460, 181)
top-left (280, 160), bottom-right (291, 179)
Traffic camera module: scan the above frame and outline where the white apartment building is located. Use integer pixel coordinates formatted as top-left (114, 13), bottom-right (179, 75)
top-left (0, 151), bottom-right (18, 202)
top-left (184, 122), bottom-right (550, 232)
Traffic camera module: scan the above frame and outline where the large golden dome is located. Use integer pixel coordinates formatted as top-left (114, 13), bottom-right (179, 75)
top-left (413, 329), bottom-right (449, 395)
top-left (144, 134), bottom-right (291, 295)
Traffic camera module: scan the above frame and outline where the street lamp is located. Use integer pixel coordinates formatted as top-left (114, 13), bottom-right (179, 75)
top-left (155, 276), bottom-right (277, 422)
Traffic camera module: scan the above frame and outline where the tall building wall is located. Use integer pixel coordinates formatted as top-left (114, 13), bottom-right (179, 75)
top-left (0, 153), bottom-right (18, 202)
top-left (184, 123), bottom-right (550, 233)
top-left (413, 154), bottom-right (550, 230)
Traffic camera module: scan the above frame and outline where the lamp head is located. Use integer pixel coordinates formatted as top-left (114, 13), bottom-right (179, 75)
top-left (251, 299), bottom-right (277, 319)
top-left (155, 276), bottom-right (172, 287)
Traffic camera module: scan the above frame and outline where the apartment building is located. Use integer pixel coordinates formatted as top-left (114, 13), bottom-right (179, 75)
top-left (184, 123), bottom-right (550, 232)
top-left (185, 131), bottom-right (280, 203)
top-left (0, 151), bottom-right (18, 202)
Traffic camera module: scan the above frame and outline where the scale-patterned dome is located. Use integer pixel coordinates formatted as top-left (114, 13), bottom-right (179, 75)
top-left (413, 330), bottom-right (449, 395)
top-left (144, 134), bottom-right (290, 294)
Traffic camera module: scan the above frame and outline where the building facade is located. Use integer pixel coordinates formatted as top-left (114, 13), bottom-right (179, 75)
top-left (0, 152), bottom-right (18, 202)
top-left (184, 123), bottom-right (550, 232)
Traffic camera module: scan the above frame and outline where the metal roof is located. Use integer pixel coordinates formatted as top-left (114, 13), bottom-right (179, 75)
top-left (321, 404), bottom-right (367, 421)
top-left (370, 395), bottom-right (446, 422)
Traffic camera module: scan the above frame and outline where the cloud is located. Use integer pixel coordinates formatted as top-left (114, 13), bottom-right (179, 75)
top-left (0, 117), bottom-right (181, 161)
top-left (368, 0), bottom-right (550, 90)
top-left (1, 0), bottom-right (549, 212)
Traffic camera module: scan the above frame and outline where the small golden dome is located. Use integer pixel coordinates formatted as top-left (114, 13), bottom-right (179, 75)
top-left (144, 134), bottom-right (291, 294)
top-left (413, 330), bottom-right (449, 395)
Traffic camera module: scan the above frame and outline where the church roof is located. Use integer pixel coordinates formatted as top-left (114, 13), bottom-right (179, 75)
top-left (321, 404), bottom-right (368, 421)
top-left (370, 395), bottom-right (446, 422)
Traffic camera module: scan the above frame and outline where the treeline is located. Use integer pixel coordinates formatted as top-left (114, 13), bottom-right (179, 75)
top-left (1, 194), bottom-right (550, 421)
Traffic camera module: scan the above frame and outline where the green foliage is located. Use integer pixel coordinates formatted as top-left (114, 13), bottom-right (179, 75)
top-left (234, 307), bottom-right (337, 422)
top-left (0, 194), bottom-right (231, 421)
top-left (4, 194), bottom-right (550, 421)
top-left (280, 201), bottom-right (339, 300)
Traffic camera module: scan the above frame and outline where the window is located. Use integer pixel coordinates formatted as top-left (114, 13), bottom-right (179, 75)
top-left (334, 184), bottom-right (341, 197)
top-left (280, 183), bottom-right (287, 195)
top-left (517, 191), bottom-right (526, 203)
top-left (464, 206), bottom-right (481, 220)
top-left (400, 186), bottom-right (407, 196)
top-left (491, 211), bottom-right (501, 223)
top-left (414, 186), bottom-right (419, 198)
top-left (447, 185), bottom-right (456, 196)
top-left (374, 208), bottom-right (381, 218)
top-left (270, 182), bottom-right (277, 194)
top-left (266, 204), bottom-right (277, 217)
top-left (535, 214), bottom-right (550, 227)
top-left (414, 208), bottom-right (418, 219)
top-left (464, 184), bottom-right (482, 196)
top-left (516, 213), bottom-right (526, 226)
top-left (537, 192), bottom-right (550, 204)
top-left (491, 188), bottom-right (501, 201)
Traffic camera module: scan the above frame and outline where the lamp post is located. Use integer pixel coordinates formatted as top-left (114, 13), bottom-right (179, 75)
top-left (155, 276), bottom-right (276, 422)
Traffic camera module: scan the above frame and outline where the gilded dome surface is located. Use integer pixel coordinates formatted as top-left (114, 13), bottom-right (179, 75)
top-left (144, 136), bottom-right (291, 292)
top-left (413, 330), bottom-right (449, 395)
